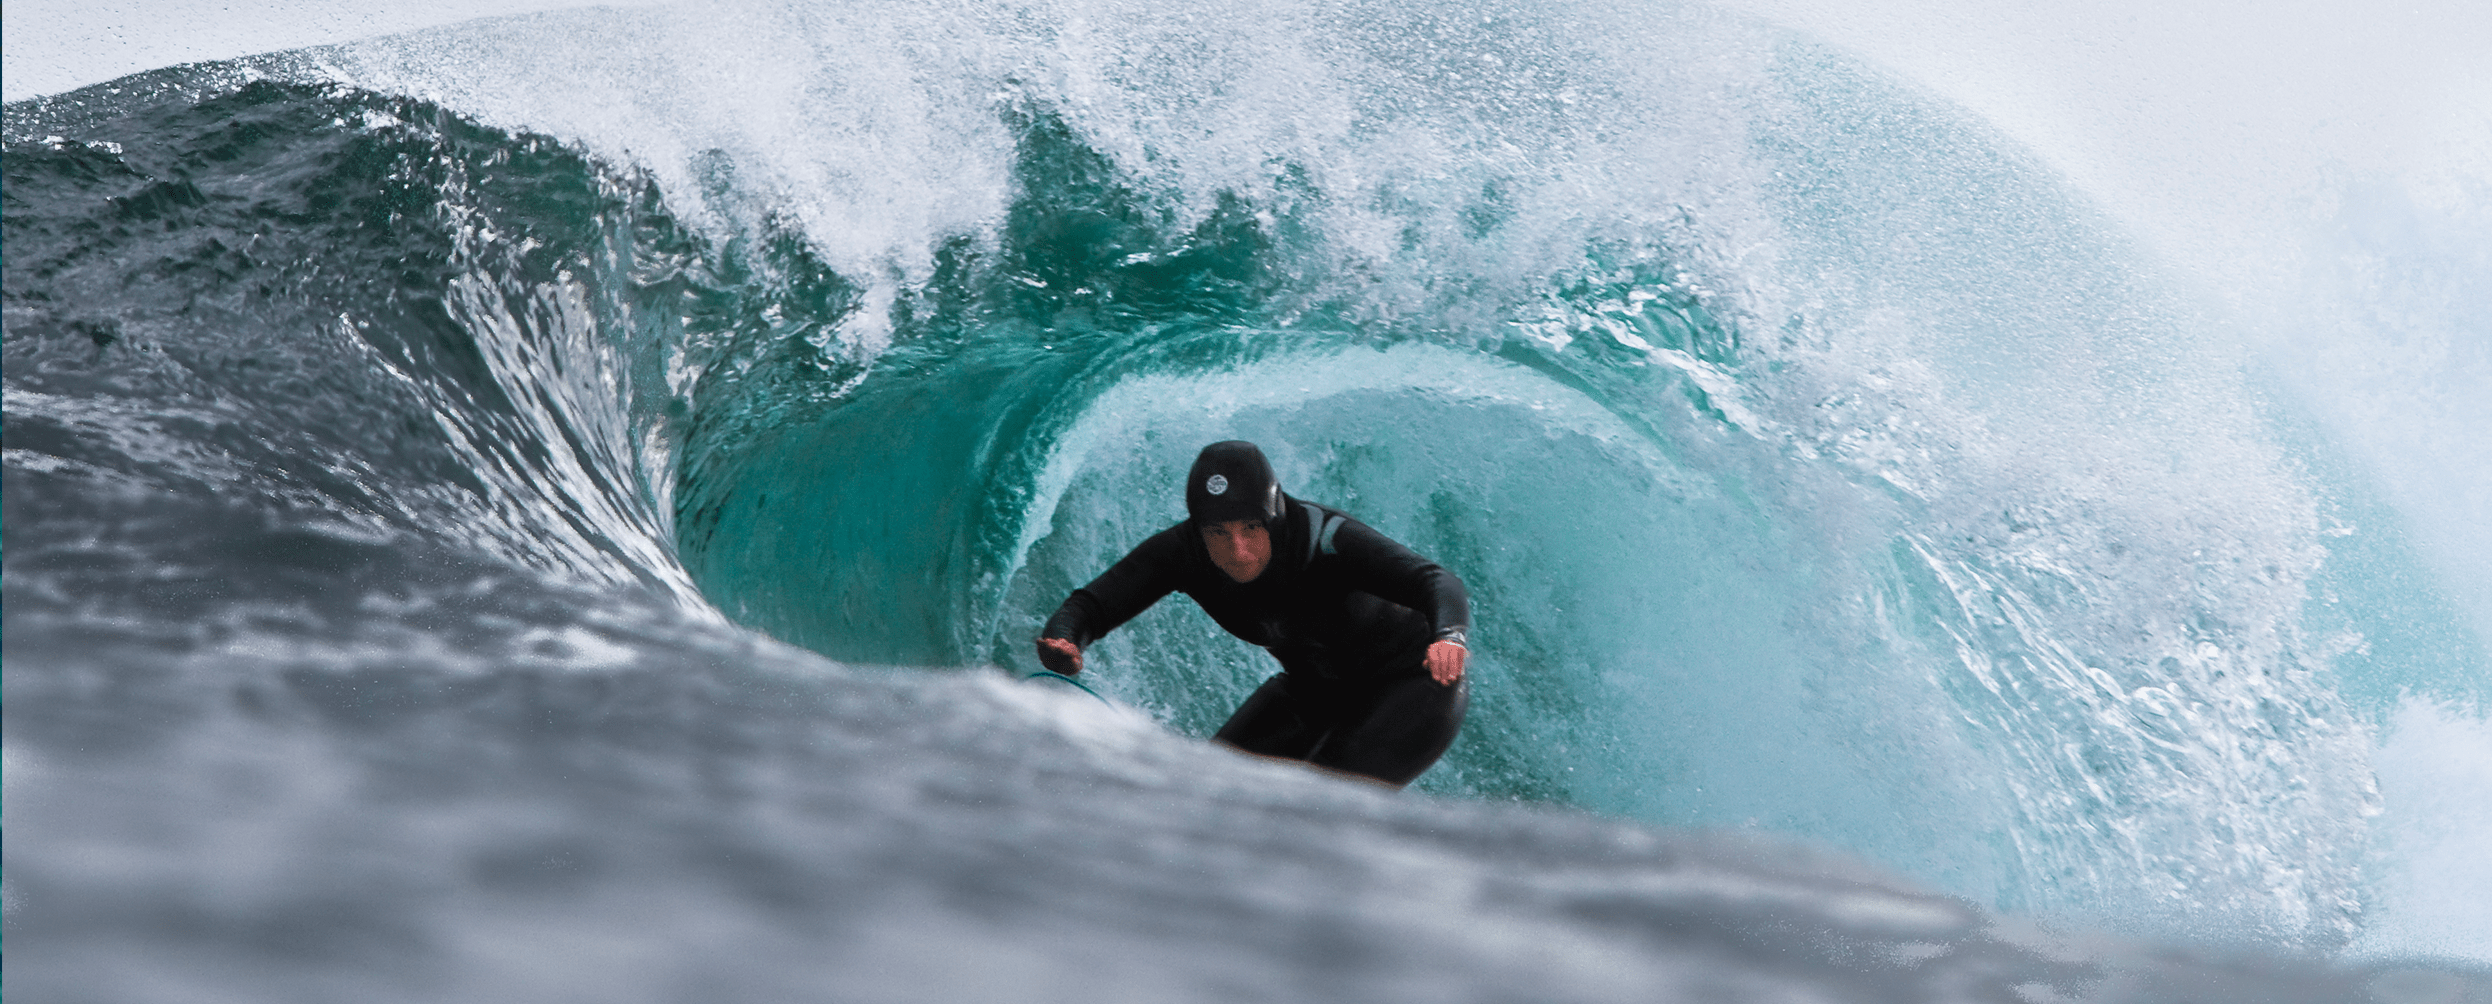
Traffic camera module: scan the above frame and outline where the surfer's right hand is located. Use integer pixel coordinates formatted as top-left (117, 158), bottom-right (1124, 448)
top-left (1035, 636), bottom-right (1083, 676)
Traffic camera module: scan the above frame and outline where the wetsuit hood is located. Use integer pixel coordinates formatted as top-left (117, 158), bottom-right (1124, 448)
top-left (1186, 441), bottom-right (1286, 527)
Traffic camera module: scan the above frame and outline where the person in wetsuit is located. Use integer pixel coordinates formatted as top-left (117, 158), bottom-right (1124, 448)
top-left (1035, 441), bottom-right (1471, 788)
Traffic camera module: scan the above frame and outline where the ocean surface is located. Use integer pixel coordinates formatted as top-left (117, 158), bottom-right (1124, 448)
top-left (6, 1), bottom-right (2488, 1001)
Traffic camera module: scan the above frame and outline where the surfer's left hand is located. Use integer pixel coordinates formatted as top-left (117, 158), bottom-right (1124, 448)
top-left (1425, 640), bottom-right (1466, 685)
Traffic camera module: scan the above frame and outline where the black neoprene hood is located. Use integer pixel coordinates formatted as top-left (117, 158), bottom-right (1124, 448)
top-left (1185, 441), bottom-right (1286, 525)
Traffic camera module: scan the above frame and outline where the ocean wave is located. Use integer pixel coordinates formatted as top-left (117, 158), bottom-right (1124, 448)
top-left (6, 2), bottom-right (2486, 995)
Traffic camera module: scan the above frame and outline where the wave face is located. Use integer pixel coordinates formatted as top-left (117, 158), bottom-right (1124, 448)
top-left (6, 0), bottom-right (2487, 998)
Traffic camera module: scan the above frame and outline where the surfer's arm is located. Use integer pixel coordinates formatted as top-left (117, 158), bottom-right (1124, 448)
top-left (1328, 519), bottom-right (1473, 648)
top-left (1037, 524), bottom-right (1189, 670)
top-left (1327, 520), bottom-right (1470, 684)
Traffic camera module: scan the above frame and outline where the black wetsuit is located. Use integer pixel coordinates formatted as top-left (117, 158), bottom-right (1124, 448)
top-left (1041, 496), bottom-right (1471, 786)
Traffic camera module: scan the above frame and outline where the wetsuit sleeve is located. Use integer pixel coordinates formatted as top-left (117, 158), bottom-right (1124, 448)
top-left (1040, 524), bottom-right (1191, 648)
top-left (1327, 519), bottom-right (1473, 646)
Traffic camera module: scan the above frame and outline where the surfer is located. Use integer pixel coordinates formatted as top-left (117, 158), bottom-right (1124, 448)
top-left (1035, 441), bottom-right (1471, 788)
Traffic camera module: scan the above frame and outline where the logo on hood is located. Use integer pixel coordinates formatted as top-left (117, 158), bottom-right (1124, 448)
top-left (1205, 474), bottom-right (1229, 495)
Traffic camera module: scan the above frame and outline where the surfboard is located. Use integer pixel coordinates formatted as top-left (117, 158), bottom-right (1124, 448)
top-left (1022, 670), bottom-right (1113, 707)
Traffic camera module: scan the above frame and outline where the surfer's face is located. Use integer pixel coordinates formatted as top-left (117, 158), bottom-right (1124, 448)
top-left (1201, 519), bottom-right (1272, 583)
